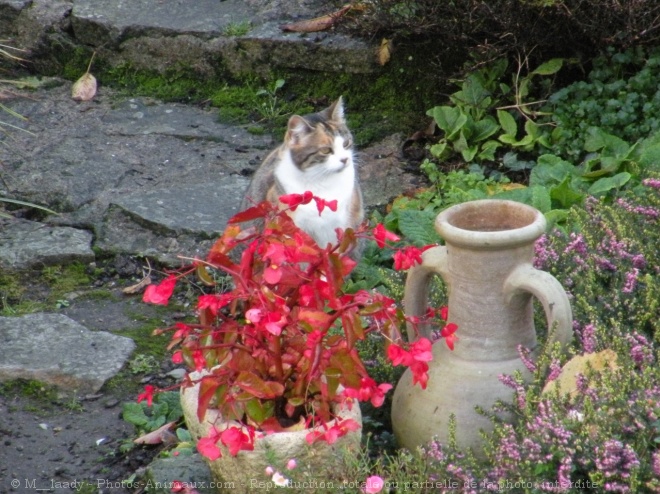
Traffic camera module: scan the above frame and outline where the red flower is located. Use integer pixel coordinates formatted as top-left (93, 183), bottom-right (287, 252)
top-left (387, 343), bottom-right (412, 367)
top-left (305, 418), bottom-right (360, 445)
top-left (137, 384), bottom-right (156, 407)
top-left (279, 191), bottom-right (313, 211)
top-left (393, 246), bottom-right (424, 270)
top-left (172, 351), bottom-right (183, 364)
top-left (410, 338), bottom-right (433, 362)
top-left (343, 378), bottom-right (393, 407)
top-left (314, 197), bottom-right (338, 215)
top-left (372, 223), bottom-right (400, 248)
top-left (440, 306), bottom-right (449, 321)
top-left (441, 322), bottom-right (459, 350)
top-left (197, 429), bottom-right (222, 460)
top-left (197, 293), bottom-right (232, 316)
top-left (219, 426), bottom-right (255, 456)
top-left (410, 361), bottom-right (430, 389)
top-left (142, 275), bottom-right (177, 305)
top-left (263, 263), bottom-right (283, 284)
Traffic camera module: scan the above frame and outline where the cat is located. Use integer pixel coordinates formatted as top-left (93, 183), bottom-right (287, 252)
top-left (241, 96), bottom-right (364, 257)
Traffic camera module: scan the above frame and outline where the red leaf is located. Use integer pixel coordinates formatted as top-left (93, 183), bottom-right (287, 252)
top-left (142, 275), bottom-right (177, 305)
top-left (229, 202), bottom-right (271, 223)
top-left (234, 371), bottom-right (285, 399)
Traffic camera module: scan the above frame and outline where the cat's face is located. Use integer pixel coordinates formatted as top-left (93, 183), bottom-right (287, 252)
top-left (284, 97), bottom-right (354, 176)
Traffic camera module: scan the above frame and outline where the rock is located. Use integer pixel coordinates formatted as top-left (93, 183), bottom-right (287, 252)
top-left (145, 455), bottom-right (215, 494)
top-left (0, 219), bottom-right (94, 270)
top-left (0, 313), bottom-right (135, 394)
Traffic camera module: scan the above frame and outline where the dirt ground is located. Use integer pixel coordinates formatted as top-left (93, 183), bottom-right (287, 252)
top-left (0, 263), bottom-right (185, 494)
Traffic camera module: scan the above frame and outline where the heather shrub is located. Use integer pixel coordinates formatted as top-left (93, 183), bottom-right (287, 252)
top-left (534, 174), bottom-right (660, 345)
top-left (356, 175), bottom-right (660, 492)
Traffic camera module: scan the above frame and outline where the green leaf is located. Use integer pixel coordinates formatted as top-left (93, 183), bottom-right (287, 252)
top-left (396, 209), bottom-right (441, 246)
top-left (531, 58), bottom-right (564, 76)
top-left (550, 175), bottom-right (585, 208)
top-left (478, 140), bottom-right (500, 161)
top-left (530, 155), bottom-right (577, 187)
top-left (544, 208), bottom-right (568, 228)
top-left (461, 144), bottom-right (479, 162)
top-left (176, 428), bottom-right (193, 442)
top-left (497, 110), bottom-right (517, 136)
top-left (587, 172), bottom-right (631, 195)
top-left (427, 106), bottom-right (467, 139)
top-left (470, 116), bottom-right (500, 142)
top-left (429, 141), bottom-right (448, 159)
top-left (584, 127), bottom-right (630, 156)
top-left (531, 185), bottom-right (552, 213)
top-left (122, 403), bottom-right (149, 427)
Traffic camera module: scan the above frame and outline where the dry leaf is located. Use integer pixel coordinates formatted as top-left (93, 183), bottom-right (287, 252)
top-left (280, 4), bottom-right (351, 33)
top-left (72, 73), bottom-right (97, 101)
top-left (122, 275), bottom-right (152, 295)
top-left (377, 38), bottom-right (393, 66)
top-left (133, 421), bottom-right (177, 445)
top-left (542, 349), bottom-right (619, 398)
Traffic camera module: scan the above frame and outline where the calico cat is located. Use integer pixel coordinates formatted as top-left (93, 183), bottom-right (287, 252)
top-left (242, 96), bottom-right (364, 255)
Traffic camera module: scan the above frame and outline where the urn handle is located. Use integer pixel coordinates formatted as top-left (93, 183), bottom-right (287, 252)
top-left (403, 246), bottom-right (449, 341)
top-left (503, 265), bottom-right (573, 351)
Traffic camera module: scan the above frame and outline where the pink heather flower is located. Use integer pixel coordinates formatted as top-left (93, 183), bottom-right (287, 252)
top-left (547, 359), bottom-right (562, 382)
top-left (643, 177), bottom-right (660, 189)
top-left (622, 268), bottom-right (639, 293)
top-left (265, 466), bottom-right (274, 475)
top-left (517, 345), bottom-right (537, 373)
top-left (286, 458), bottom-right (297, 470)
top-left (364, 475), bottom-right (384, 493)
top-left (579, 323), bottom-right (597, 354)
top-left (652, 450), bottom-right (660, 476)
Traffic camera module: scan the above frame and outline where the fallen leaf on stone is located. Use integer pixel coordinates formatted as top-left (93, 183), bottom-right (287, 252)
top-left (280, 4), bottom-right (351, 32)
top-left (134, 421), bottom-right (178, 445)
top-left (377, 38), bottom-right (393, 66)
top-left (72, 73), bottom-right (97, 101)
top-left (72, 51), bottom-right (97, 102)
top-left (122, 275), bottom-right (153, 295)
top-left (542, 349), bottom-right (619, 398)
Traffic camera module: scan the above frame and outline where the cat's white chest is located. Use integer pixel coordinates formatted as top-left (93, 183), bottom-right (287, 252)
top-left (275, 149), bottom-right (356, 248)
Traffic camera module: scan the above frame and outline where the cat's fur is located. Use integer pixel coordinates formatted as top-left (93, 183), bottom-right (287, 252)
top-left (242, 97), bottom-right (364, 254)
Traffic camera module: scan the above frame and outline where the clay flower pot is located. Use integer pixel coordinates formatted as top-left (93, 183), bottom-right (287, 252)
top-left (392, 199), bottom-right (573, 453)
top-left (181, 373), bottom-right (362, 493)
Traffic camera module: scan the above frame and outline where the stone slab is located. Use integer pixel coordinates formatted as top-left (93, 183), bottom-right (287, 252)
top-left (0, 219), bottom-right (94, 270)
top-left (0, 313), bottom-right (135, 394)
top-left (71, 0), bottom-right (254, 43)
top-left (145, 455), bottom-right (215, 494)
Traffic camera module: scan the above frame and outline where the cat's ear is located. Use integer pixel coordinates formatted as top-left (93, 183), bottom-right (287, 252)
top-left (286, 115), bottom-right (313, 145)
top-left (326, 96), bottom-right (345, 123)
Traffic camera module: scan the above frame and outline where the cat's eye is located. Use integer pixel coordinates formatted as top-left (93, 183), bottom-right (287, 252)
top-left (319, 147), bottom-right (333, 155)
top-left (343, 139), bottom-right (352, 149)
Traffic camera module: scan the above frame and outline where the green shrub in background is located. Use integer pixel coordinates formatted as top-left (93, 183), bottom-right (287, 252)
top-left (546, 47), bottom-right (660, 159)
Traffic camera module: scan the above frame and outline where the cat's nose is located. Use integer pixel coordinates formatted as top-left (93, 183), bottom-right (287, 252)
top-left (340, 157), bottom-right (349, 165)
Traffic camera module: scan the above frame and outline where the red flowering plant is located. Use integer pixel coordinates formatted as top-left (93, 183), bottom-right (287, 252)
top-left (139, 192), bottom-right (456, 460)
